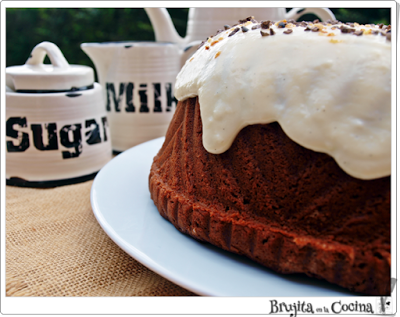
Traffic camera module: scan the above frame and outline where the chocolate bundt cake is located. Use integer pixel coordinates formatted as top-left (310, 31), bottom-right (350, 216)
top-left (149, 19), bottom-right (391, 295)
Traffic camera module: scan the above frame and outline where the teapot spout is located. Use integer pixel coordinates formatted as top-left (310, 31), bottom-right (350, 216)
top-left (145, 8), bottom-right (186, 46)
top-left (81, 43), bottom-right (115, 85)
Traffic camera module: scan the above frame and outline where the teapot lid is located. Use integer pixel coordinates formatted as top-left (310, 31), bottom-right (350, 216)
top-left (6, 41), bottom-right (94, 92)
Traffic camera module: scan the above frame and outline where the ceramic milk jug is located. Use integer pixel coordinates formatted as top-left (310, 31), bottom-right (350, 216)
top-left (81, 42), bottom-right (182, 152)
top-left (6, 41), bottom-right (112, 187)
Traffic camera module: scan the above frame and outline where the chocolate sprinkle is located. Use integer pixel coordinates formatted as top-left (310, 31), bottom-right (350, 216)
top-left (239, 16), bottom-right (255, 24)
top-left (252, 24), bottom-right (261, 30)
top-left (241, 26), bottom-right (249, 33)
top-left (260, 30), bottom-right (269, 37)
top-left (224, 25), bottom-right (231, 30)
top-left (228, 27), bottom-right (240, 37)
top-left (313, 19), bottom-right (320, 24)
top-left (269, 28), bottom-right (275, 35)
top-left (341, 27), bottom-right (355, 33)
top-left (386, 33), bottom-right (391, 41)
top-left (261, 21), bottom-right (271, 29)
top-left (354, 30), bottom-right (363, 36)
top-left (283, 29), bottom-right (293, 34)
top-left (304, 26), bottom-right (312, 31)
top-left (311, 26), bottom-right (319, 32)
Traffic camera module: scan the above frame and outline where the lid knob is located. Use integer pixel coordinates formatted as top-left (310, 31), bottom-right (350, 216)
top-left (26, 41), bottom-right (70, 69)
top-left (6, 41), bottom-right (94, 92)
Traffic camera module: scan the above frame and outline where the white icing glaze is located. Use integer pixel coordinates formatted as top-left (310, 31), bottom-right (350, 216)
top-left (175, 21), bottom-right (391, 180)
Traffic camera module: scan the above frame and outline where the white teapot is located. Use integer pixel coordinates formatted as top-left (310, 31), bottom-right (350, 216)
top-left (145, 7), bottom-right (336, 47)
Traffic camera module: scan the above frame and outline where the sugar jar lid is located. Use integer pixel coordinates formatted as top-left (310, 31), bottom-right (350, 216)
top-left (6, 41), bottom-right (94, 92)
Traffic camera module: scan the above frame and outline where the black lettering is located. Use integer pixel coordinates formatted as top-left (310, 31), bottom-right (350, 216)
top-left (101, 116), bottom-right (109, 142)
top-left (125, 82), bottom-right (135, 112)
top-left (139, 83), bottom-right (149, 112)
top-left (31, 123), bottom-right (58, 151)
top-left (85, 119), bottom-right (101, 145)
top-left (281, 303), bottom-right (289, 313)
top-left (165, 82), bottom-right (177, 112)
top-left (331, 301), bottom-right (341, 314)
top-left (6, 117), bottom-right (30, 152)
top-left (60, 124), bottom-right (82, 159)
top-left (153, 83), bottom-right (162, 112)
top-left (106, 82), bottom-right (125, 112)
top-left (270, 300), bottom-right (279, 313)
top-left (106, 83), bottom-right (112, 112)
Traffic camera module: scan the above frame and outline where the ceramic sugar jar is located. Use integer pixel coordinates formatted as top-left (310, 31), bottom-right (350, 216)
top-left (6, 41), bottom-right (112, 187)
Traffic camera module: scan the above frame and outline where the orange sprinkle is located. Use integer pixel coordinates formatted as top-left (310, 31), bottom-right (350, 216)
top-left (211, 40), bottom-right (219, 46)
top-left (205, 46), bottom-right (210, 50)
top-left (327, 32), bottom-right (335, 36)
top-left (189, 57), bottom-right (194, 62)
top-left (215, 51), bottom-right (221, 58)
top-left (329, 38), bottom-right (342, 44)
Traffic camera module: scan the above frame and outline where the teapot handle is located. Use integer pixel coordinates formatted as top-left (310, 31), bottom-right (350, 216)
top-left (26, 41), bottom-right (70, 69)
top-left (285, 8), bottom-right (336, 22)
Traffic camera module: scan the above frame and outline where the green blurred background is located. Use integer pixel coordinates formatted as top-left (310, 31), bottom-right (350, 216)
top-left (6, 8), bottom-right (391, 71)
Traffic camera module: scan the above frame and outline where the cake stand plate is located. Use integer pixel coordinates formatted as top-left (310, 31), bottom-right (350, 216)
top-left (90, 137), bottom-right (355, 296)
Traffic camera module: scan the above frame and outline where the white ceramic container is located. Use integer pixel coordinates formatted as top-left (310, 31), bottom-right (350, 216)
top-left (6, 41), bottom-right (112, 187)
top-left (81, 42), bottom-right (181, 152)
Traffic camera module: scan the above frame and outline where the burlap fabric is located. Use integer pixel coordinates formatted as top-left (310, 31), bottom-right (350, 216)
top-left (6, 180), bottom-right (196, 296)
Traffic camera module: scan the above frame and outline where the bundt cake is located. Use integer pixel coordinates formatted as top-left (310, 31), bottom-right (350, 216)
top-left (149, 18), bottom-right (391, 295)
